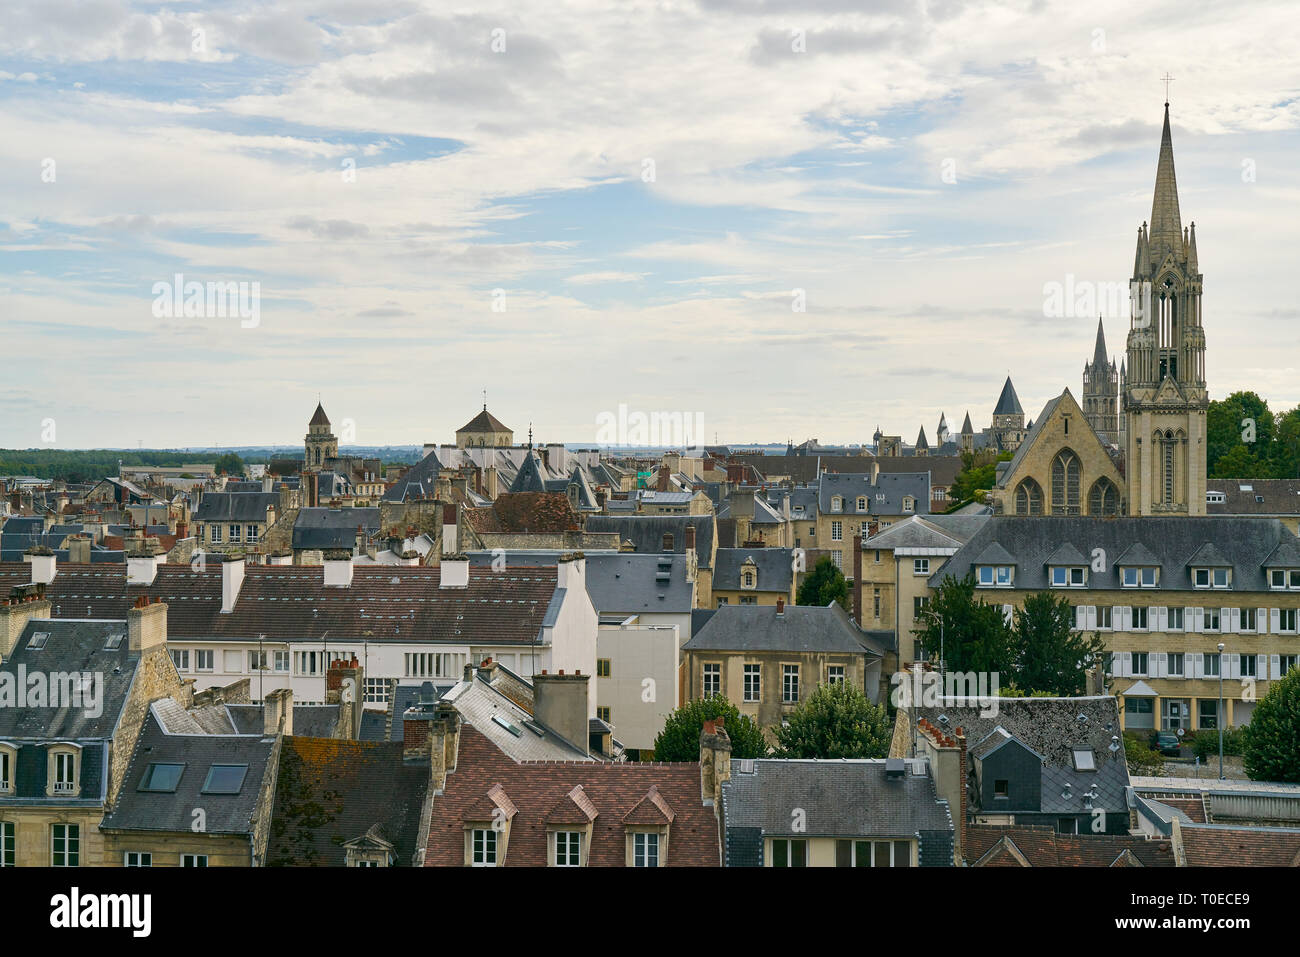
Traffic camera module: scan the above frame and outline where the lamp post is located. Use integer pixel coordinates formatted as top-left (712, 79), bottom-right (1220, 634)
top-left (1217, 641), bottom-right (1225, 780)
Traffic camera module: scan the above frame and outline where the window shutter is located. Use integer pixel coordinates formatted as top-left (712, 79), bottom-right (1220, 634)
top-left (1086, 606), bottom-right (1097, 630)
top-left (1150, 652), bottom-right (1162, 677)
top-left (1154, 606), bottom-right (1165, 632)
top-left (1192, 607), bottom-right (1203, 632)
top-left (1258, 655), bottom-right (1268, 679)
top-left (1258, 607), bottom-right (1268, 634)
top-left (1270, 655), bottom-right (1281, 680)
top-left (1225, 654), bottom-right (1237, 679)
top-left (1191, 653), bottom-right (1203, 678)
top-left (1271, 609), bottom-right (1280, 634)
top-left (1002, 604), bottom-right (1013, 625)
top-left (1228, 608), bottom-right (1239, 634)
top-left (1119, 652), bottom-right (1130, 677)
top-left (1075, 605), bottom-right (1086, 630)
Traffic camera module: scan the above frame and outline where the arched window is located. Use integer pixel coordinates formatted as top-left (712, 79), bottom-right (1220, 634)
top-left (1051, 450), bottom-right (1080, 515)
top-left (1088, 477), bottom-right (1119, 516)
top-left (1014, 478), bottom-right (1043, 516)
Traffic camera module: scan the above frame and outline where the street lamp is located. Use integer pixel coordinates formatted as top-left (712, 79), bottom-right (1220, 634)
top-left (1217, 641), bottom-right (1225, 780)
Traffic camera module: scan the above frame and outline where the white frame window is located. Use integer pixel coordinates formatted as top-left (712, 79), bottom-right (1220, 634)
top-left (51, 750), bottom-right (77, 793)
top-left (195, 649), bottom-right (214, 672)
top-left (1131, 652), bottom-right (1149, 675)
top-left (633, 831), bottom-right (659, 867)
top-left (274, 650), bottom-right (290, 673)
top-left (831, 521), bottom-right (843, 542)
top-left (830, 497), bottom-right (843, 513)
top-left (1167, 652), bottom-right (1184, 677)
top-left (913, 558), bottom-right (929, 576)
top-left (1203, 608), bottom-right (1221, 632)
top-left (1240, 608), bottom-right (1257, 633)
top-left (0, 747), bottom-right (12, 794)
top-left (0, 821), bottom-right (13, 867)
top-left (170, 649), bottom-right (190, 671)
top-left (1270, 569), bottom-right (1287, 590)
top-left (228, 524), bottom-right (241, 543)
top-left (1131, 606), bottom-right (1149, 631)
top-left (246, 524), bottom-right (259, 544)
top-left (471, 828), bottom-right (497, 866)
top-left (209, 524), bottom-right (222, 544)
top-left (743, 664), bottom-right (761, 702)
top-left (51, 823), bottom-right (79, 867)
top-left (1280, 609), bottom-right (1298, 634)
top-left (1204, 653), bottom-right (1221, 677)
top-left (554, 831), bottom-right (581, 867)
top-left (1240, 655), bottom-right (1257, 678)
top-left (124, 852), bottom-right (152, 867)
top-left (1097, 606), bottom-right (1113, 630)
top-left (703, 663), bottom-right (721, 697)
top-left (181, 854), bottom-right (208, 867)
top-left (782, 664), bottom-right (800, 703)
top-left (1167, 607), bottom-right (1184, 630)
top-left (363, 677), bottom-right (390, 704)
top-left (827, 665), bottom-right (846, 686)
top-left (1280, 655), bottom-right (1299, 677)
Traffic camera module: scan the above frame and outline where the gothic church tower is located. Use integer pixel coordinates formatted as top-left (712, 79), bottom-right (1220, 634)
top-left (1125, 103), bottom-right (1208, 515)
top-left (1083, 317), bottom-right (1119, 445)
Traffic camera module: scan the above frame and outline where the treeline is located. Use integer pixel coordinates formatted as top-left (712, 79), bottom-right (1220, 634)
top-left (0, 450), bottom-right (241, 484)
top-left (1207, 391), bottom-right (1300, 479)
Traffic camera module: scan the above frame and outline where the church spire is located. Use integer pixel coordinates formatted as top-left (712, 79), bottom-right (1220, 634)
top-left (1148, 103), bottom-right (1183, 265)
top-left (1091, 316), bottom-right (1109, 371)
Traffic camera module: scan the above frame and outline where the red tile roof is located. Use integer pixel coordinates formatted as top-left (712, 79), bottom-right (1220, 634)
top-left (426, 726), bottom-right (720, 866)
top-left (0, 561), bottom-right (559, 645)
top-left (967, 825), bottom-right (1175, 867)
top-left (1160, 797), bottom-right (1208, 823)
top-left (1180, 826), bottom-right (1300, 867)
top-left (466, 492), bottom-right (578, 535)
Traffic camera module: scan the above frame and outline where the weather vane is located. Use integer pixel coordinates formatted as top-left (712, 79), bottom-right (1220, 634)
top-left (1161, 72), bottom-right (1174, 104)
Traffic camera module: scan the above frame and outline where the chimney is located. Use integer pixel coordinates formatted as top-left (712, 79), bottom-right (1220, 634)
top-left (127, 596), bottom-right (168, 653)
top-left (262, 475), bottom-right (274, 493)
top-left (477, 656), bottom-right (497, 683)
top-left (533, 670), bottom-right (591, 755)
top-left (871, 459), bottom-right (880, 483)
top-left (685, 524), bottom-right (696, 552)
top-left (484, 466), bottom-right (499, 500)
top-left (26, 548), bottom-right (56, 585)
top-left (323, 551), bottom-right (354, 588)
top-left (67, 536), bottom-right (91, 564)
top-left (263, 687), bottom-right (294, 736)
top-left (425, 703), bottom-right (462, 793)
top-left (556, 552), bottom-right (585, 592)
top-left (441, 503), bottom-right (458, 556)
top-left (699, 718), bottom-right (732, 806)
top-left (1, 589), bottom-right (52, 659)
top-left (126, 545), bottom-right (163, 586)
top-left (326, 655), bottom-right (364, 736)
top-left (437, 552), bottom-right (467, 589)
top-left (956, 727), bottom-right (968, 866)
top-left (852, 532), bottom-right (863, 623)
top-left (175, 521), bottom-right (188, 539)
top-left (776, 596), bottom-right (785, 616)
top-left (221, 557), bottom-right (245, 612)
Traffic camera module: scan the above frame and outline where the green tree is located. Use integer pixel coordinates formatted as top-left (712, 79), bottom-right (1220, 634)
top-left (949, 450), bottom-right (1012, 505)
top-left (772, 681), bottom-right (892, 759)
top-left (1242, 668), bottom-right (1300, 782)
top-left (651, 696), bottom-right (768, 762)
top-left (213, 452), bottom-right (244, 476)
top-left (1123, 732), bottom-right (1164, 776)
top-left (1009, 593), bottom-right (1107, 696)
top-left (912, 573), bottom-right (1014, 674)
top-left (1207, 391), bottom-right (1274, 477)
top-left (797, 554), bottom-right (848, 610)
top-left (1271, 406), bottom-right (1300, 479)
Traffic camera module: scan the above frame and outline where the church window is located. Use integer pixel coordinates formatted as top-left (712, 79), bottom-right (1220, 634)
top-left (1088, 478), bottom-right (1118, 517)
top-left (1051, 451), bottom-right (1080, 515)
top-left (1014, 479), bottom-right (1043, 516)
top-left (1163, 437), bottom-right (1174, 505)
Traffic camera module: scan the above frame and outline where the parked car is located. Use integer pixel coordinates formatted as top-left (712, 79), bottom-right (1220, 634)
top-left (1154, 731), bottom-right (1181, 756)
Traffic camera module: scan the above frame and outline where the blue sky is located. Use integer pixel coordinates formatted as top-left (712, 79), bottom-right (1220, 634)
top-left (1, 0), bottom-right (1298, 449)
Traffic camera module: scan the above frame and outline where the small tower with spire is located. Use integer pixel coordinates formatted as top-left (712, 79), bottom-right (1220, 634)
top-left (305, 401), bottom-right (338, 469)
top-left (1083, 316), bottom-right (1119, 445)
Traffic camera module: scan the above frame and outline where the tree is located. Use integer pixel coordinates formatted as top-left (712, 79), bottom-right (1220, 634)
top-left (1207, 391), bottom-right (1274, 478)
top-left (1242, 668), bottom-right (1300, 782)
top-left (651, 696), bottom-right (768, 762)
top-left (773, 681), bottom-right (892, 759)
top-left (213, 452), bottom-right (244, 476)
top-left (797, 554), bottom-right (848, 610)
top-left (912, 573), bottom-right (1014, 674)
top-left (1123, 732), bottom-right (1164, 776)
top-left (949, 450), bottom-right (1012, 505)
top-left (1010, 593), bottom-right (1107, 696)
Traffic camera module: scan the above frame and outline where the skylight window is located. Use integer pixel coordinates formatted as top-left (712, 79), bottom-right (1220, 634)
top-left (139, 763), bottom-right (186, 793)
top-left (104, 633), bottom-right (125, 651)
top-left (201, 764), bottom-right (249, 794)
top-left (492, 715), bottom-right (522, 737)
top-left (28, 632), bottom-right (49, 650)
top-left (1072, 749), bottom-right (1096, 771)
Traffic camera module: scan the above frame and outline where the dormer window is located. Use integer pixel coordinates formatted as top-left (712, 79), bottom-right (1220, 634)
top-left (977, 566), bottom-right (1013, 587)
top-left (471, 828), bottom-right (498, 866)
top-left (831, 496), bottom-right (843, 513)
top-left (1051, 567), bottom-right (1086, 588)
top-left (1194, 568), bottom-right (1230, 589)
top-left (902, 496), bottom-right (915, 513)
top-left (47, 745), bottom-right (81, 797)
top-left (1269, 569), bottom-right (1300, 590)
top-left (0, 743), bottom-right (14, 794)
top-left (856, 497), bottom-right (867, 511)
top-left (1122, 567), bottom-right (1158, 588)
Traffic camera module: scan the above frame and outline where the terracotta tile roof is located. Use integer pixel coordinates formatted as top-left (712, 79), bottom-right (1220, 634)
top-left (483, 492), bottom-right (578, 534)
top-left (0, 561), bottom-right (560, 645)
top-left (1160, 797), bottom-right (1208, 823)
top-left (267, 737), bottom-right (429, 867)
top-left (426, 726), bottom-right (719, 866)
top-left (1180, 826), bottom-right (1300, 866)
top-left (967, 825), bottom-right (1175, 867)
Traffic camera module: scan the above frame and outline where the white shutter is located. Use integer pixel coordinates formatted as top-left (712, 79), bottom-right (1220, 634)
top-left (1087, 606), bottom-right (1097, 630)
top-left (1119, 651), bottom-right (1130, 677)
top-left (1002, 603), bottom-right (1013, 625)
top-left (1259, 607), bottom-right (1268, 634)
top-left (1121, 606), bottom-right (1132, 631)
top-left (1271, 655), bottom-right (1282, 680)
top-left (1155, 606), bottom-right (1166, 632)
top-left (1225, 654), bottom-right (1238, 679)
top-left (1193, 607), bottom-right (1205, 633)
top-left (1151, 652), bottom-right (1163, 677)
top-left (1191, 653), bottom-right (1203, 678)
top-left (1271, 609), bottom-right (1281, 634)
top-left (1257, 655), bottom-right (1267, 679)
top-left (1075, 605), bottom-right (1086, 629)
top-left (1228, 608), bottom-right (1239, 634)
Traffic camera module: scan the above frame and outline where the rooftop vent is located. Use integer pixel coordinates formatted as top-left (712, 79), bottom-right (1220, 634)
top-left (885, 757), bottom-right (906, 779)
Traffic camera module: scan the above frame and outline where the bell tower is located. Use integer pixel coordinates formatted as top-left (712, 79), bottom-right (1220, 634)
top-left (1124, 101), bottom-right (1207, 515)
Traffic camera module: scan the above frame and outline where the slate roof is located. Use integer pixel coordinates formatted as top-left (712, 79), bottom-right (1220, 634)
top-left (584, 515), bottom-right (716, 569)
top-left (729, 454), bottom-right (963, 488)
top-left (0, 562), bottom-right (562, 645)
top-left (913, 696), bottom-right (1129, 817)
top-left (458, 408), bottom-right (511, 434)
top-left (993, 376), bottom-right (1023, 415)
top-left (585, 553), bottom-right (693, 615)
top-left (862, 515), bottom-right (978, 551)
top-left (267, 736), bottom-right (430, 866)
top-left (381, 449), bottom-right (444, 502)
top-left (966, 825), bottom-right (1174, 867)
top-left (467, 492), bottom-right (578, 534)
top-left (684, 602), bottom-right (885, 656)
top-left (721, 757), bottom-right (953, 866)
top-left (1207, 479), bottom-right (1300, 516)
top-left (933, 516), bottom-right (1299, 592)
top-left (440, 678), bottom-right (592, 761)
top-left (291, 507), bottom-right (380, 550)
top-left (819, 472), bottom-right (931, 516)
top-left (423, 725), bottom-right (719, 866)
top-left (309, 402), bottom-right (331, 427)
top-left (194, 492), bottom-right (279, 522)
top-left (712, 547), bottom-right (794, 593)
top-left (100, 707), bottom-right (276, 836)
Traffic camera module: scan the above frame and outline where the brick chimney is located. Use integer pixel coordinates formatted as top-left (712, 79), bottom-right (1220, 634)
top-left (699, 718), bottom-right (732, 806)
top-left (533, 670), bottom-right (591, 756)
top-left (263, 687), bottom-right (294, 736)
top-left (776, 597), bottom-right (785, 616)
top-left (1, 588), bottom-right (52, 658)
top-left (127, 596), bottom-right (168, 654)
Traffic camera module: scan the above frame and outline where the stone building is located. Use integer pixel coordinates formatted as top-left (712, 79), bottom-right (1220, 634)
top-left (1083, 317), bottom-right (1120, 446)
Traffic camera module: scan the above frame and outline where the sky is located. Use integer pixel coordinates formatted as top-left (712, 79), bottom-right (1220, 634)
top-left (1, 0), bottom-right (1298, 450)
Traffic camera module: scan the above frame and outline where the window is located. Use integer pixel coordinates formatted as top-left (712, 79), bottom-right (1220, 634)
top-left (0, 822), bottom-right (12, 867)
top-left (830, 497), bottom-right (843, 513)
top-left (1128, 698), bottom-right (1154, 717)
top-left (246, 524), bottom-right (259, 544)
top-left (633, 832), bottom-right (659, 867)
top-left (827, 665), bottom-right (845, 685)
top-left (1204, 608), bottom-right (1221, 632)
top-left (703, 664), bottom-right (720, 697)
top-left (743, 664), bottom-right (761, 702)
top-left (994, 779), bottom-right (1009, 798)
top-left (51, 750), bottom-right (77, 793)
top-left (298, 651), bottom-right (326, 676)
top-left (1051, 450), bottom-right (1081, 515)
top-left (181, 854), bottom-right (208, 867)
top-left (1132, 606), bottom-right (1148, 630)
top-left (1281, 655), bottom-right (1299, 677)
top-left (1131, 652), bottom-right (1149, 675)
top-left (902, 497), bottom-right (915, 513)
top-left (195, 649), bottom-right (214, 672)
top-left (210, 524), bottom-right (222, 544)
top-left (1287, 570), bottom-right (1300, 589)
top-left (1239, 608), bottom-right (1256, 633)
top-left (1168, 653), bottom-right (1184, 676)
top-left (832, 551), bottom-right (843, 569)
top-left (913, 596), bottom-right (929, 619)
top-left (857, 497), bottom-right (867, 511)
top-left (1088, 478), bottom-right (1119, 516)
top-left (1168, 607), bottom-right (1184, 630)
top-left (1198, 699), bottom-right (1220, 730)
top-left (1270, 569), bottom-right (1286, 589)
top-left (1204, 653), bottom-right (1220, 676)
top-left (1241, 655), bottom-right (1257, 678)
top-left (596, 658), bottom-right (612, 678)
top-left (1051, 567), bottom-right (1067, 587)
top-left (0, 749), bottom-right (9, 793)
top-left (913, 558), bottom-right (929, 575)
top-left (170, 649), bottom-right (190, 671)
top-left (872, 589), bottom-right (881, 619)
top-left (1015, 479), bottom-right (1043, 515)
top-left (124, 852), bottom-right (152, 867)
top-left (228, 524), bottom-right (241, 543)
top-left (782, 664), bottom-right (800, 703)
top-left (596, 706), bottom-right (611, 723)
top-left (771, 838), bottom-right (807, 867)
top-left (1212, 569), bottom-right (1229, 588)
top-left (978, 566), bottom-right (1012, 587)
top-left (874, 550), bottom-right (881, 564)
top-left (472, 829), bottom-right (497, 866)
top-left (202, 764), bottom-right (248, 795)
top-left (249, 650), bottom-right (268, 671)
top-left (716, 597), bottom-right (728, 607)
top-left (831, 521), bottom-right (843, 542)
top-left (555, 831), bottom-right (581, 867)
top-left (739, 594), bottom-right (757, 605)
top-left (1072, 749), bottom-right (1096, 771)
top-left (51, 824), bottom-right (79, 867)
top-left (1281, 609), bottom-right (1298, 633)
top-left (138, 763), bottom-right (185, 793)
top-left (274, 650), bottom-right (290, 673)
top-left (1097, 606), bottom-right (1113, 629)
top-left (742, 571), bottom-right (754, 587)
top-left (28, 632), bottom-right (49, 651)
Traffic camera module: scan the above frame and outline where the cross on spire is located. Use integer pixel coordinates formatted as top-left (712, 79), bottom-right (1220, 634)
top-left (1161, 72), bottom-right (1174, 105)
top-left (482, 387), bottom-right (487, 410)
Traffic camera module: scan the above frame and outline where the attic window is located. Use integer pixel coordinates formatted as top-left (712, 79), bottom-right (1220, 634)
top-left (201, 764), bottom-right (249, 795)
top-left (139, 763), bottom-right (186, 793)
top-left (492, 715), bottom-right (523, 737)
top-left (104, 633), bottom-right (125, 651)
top-left (1072, 749), bottom-right (1096, 771)
top-left (28, 632), bottom-right (49, 651)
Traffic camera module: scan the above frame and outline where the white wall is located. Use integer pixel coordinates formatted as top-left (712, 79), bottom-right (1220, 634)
top-left (596, 623), bottom-right (681, 751)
